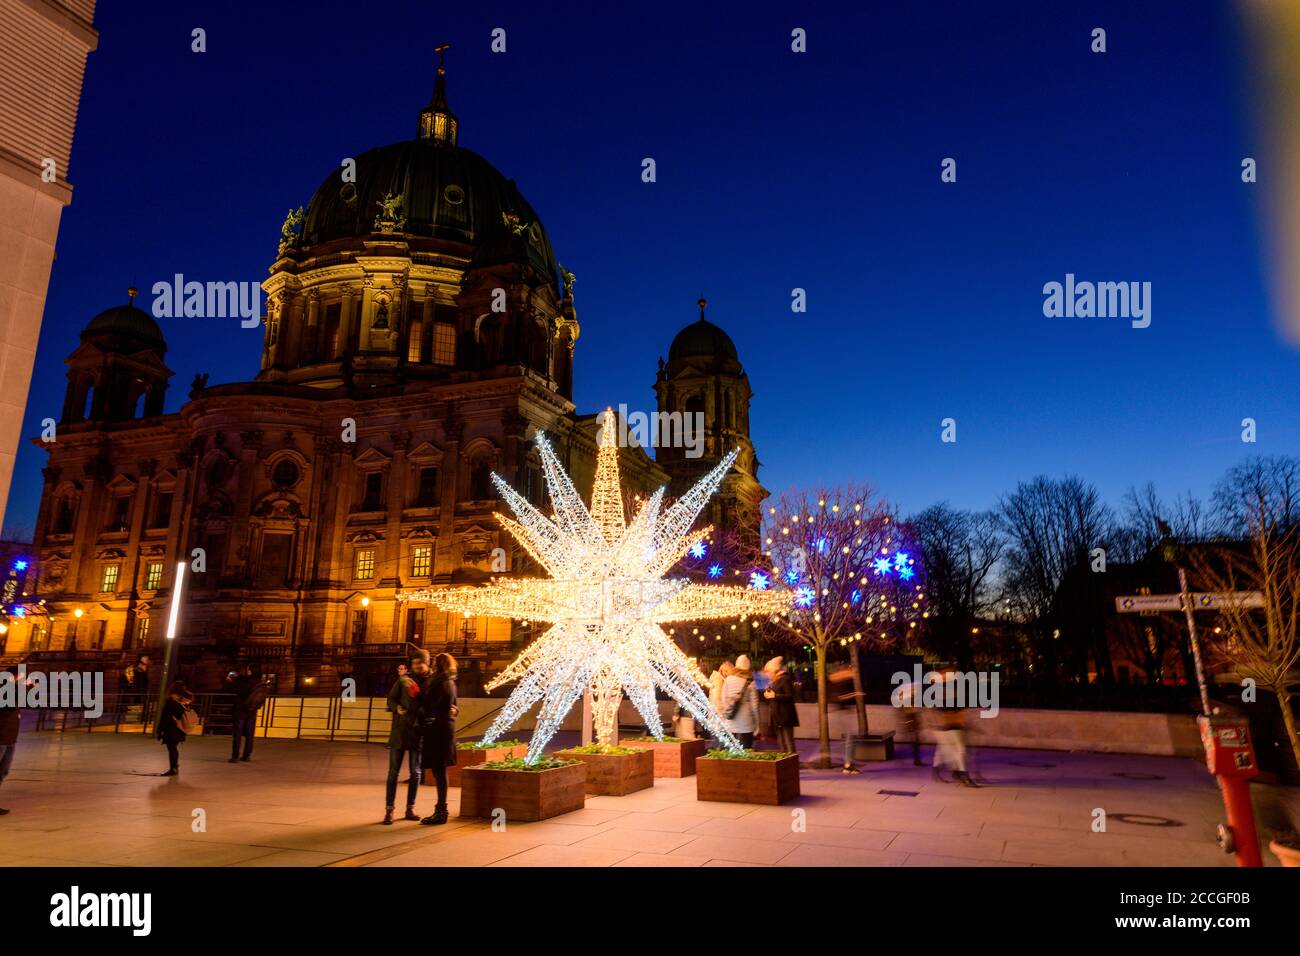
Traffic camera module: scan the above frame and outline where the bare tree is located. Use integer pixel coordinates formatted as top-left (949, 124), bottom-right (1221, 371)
top-left (1191, 464), bottom-right (1300, 768)
top-left (908, 503), bottom-right (1004, 666)
top-left (1212, 456), bottom-right (1300, 536)
top-left (996, 476), bottom-right (1114, 680)
top-left (762, 484), bottom-right (923, 768)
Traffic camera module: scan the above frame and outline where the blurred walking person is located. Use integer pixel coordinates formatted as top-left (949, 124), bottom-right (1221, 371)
top-left (931, 670), bottom-right (978, 787)
top-left (893, 678), bottom-right (924, 766)
top-left (419, 653), bottom-right (460, 826)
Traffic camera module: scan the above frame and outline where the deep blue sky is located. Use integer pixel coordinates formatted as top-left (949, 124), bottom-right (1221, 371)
top-left (7, 0), bottom-right (1292, 534)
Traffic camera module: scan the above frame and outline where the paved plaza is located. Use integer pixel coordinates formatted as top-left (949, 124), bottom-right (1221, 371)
top-left (0, 730), bottom-right (1270, 867)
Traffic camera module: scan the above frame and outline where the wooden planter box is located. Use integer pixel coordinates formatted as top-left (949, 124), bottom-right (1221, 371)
top-left (458, 761), bottom-right (586, 822)
top-left (696, 753), bottom-right (801, 805)
top-left (432, 743), bottom-right (528, 788)
top-left (619, 738), bottom-right (708, 778)
top-left (555, 748), bottom-right (655, 796)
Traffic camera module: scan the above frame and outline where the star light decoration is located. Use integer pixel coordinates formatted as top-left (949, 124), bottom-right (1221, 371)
top-left (401, 409), bottom-right (791, 763)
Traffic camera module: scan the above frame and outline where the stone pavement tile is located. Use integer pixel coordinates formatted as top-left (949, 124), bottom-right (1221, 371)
top-left (227, 849), bottom-right (350, 867)
top-left (574, 827), bottom-right (699, 855)
top-left (702, 859), bottom-right (766, 867)
top-left (979, 822), bottom-right (1095, 846)
top-left (607, 811), bottom-right (713, 833)
top-left (744, 805), bottom-right (865, 829)
top-left (903, 853), bottom-right (1028, 867)
top-left (776, 844), bottom-right (909, 867)
top-left (364, 832), bottom-right (543, 867)
top-left (1001, 839), bottom-right (1132, 867)
top-left (782, 825), bottom-right (898, 851)
top-left (853, 800), bottom-right (943, 822)
top-left (661, 800), bottom-right (760, 819)
top-left (946, 805), bottom-right (1067, 829)
top-left (537, 807), bottom-right (628, 827)
top-left (489, 843), bottom-right (636, 867)
top-left (1, 830), bottom-right (143, 864)
top-left (506, 820), bottom-right (617, 845)
top-left (263, 824), bottom-right (442, 855)
top-left (671, 835), bottom-right (798, 865)
top-left (112, 839), bottom-right (283, 867)
top-left (1095, 833), bottom-right (1230, 866)
top-left (685, 815), bottom-right (803, 842)
top-left (613, 852), bottom-right (711, 867)
top-left (885, 832), bottom-right (1007, 862)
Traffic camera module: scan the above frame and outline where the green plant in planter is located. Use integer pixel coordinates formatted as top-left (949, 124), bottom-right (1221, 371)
top-left (563, 744), bottom-right (640, 756)
top-left (480, 756), bottom-right (579, 772)
top-left (704, 748), bottom-right (796, 761)
top-left (625, 736), bottom-right (688, 744)
top-left (457, 738), bottom-right (524, 750)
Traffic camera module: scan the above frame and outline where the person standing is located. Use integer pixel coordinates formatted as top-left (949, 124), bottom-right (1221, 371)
top-left (226, 664), bottom-right (264, 764)
top-left (720, 655), bottom-right (760, 748)
top-left (156, 680), bottom-right (195, 777)
top-left (134, 656), bottom-right (152, 722)
top-left (0, 667), bottom-right (21, 815)
top-left (383, 650), bottom-right (430, 825)
top-left (419, 653), bottom-right (460, 826)
top-left (763, 657), bottom-right (800, 755)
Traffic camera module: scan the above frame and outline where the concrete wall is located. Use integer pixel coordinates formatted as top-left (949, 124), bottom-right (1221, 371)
top-left (794, 703), bottom-right (1203, 757)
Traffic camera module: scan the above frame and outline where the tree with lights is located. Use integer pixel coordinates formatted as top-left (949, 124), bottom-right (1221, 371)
top-left (762, 484), bottom-right (924, 769)
top-left (402, 410), bottom-right (790, 763)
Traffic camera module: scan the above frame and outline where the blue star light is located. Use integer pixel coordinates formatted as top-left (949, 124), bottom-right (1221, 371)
top-left (707, 563), bottom-right (723, 579)
top-left (749, 571), bottom-right (770, 591)
top-left (689, 541), bottom-right (707, 559)
top-left (794, 586), bottom-right (816, 608)
top-left (872, 556), bottom-right (893, 576)
top-left (893, 551), bottom-right (909, 570)
top-left (12, 559), bottom-right (27, 571)
top-left (783, 568), bottom-right (800, 586)
top-left (899, 566), bottom-right (915, 581)
top-left (850, 589), bottom-right (862, 604)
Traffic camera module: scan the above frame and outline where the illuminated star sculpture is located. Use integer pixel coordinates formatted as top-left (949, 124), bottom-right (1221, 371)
top-left (402, 408), bottom-right (789, 762)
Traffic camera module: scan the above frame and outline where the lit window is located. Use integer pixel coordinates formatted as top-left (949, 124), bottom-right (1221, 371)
top-left (101, 564), bottom-right (120, 592)
top-left (145, 562), bottom-right (163, 590)
top-left (355, 549), bottom-right (375, 580)
top-left (411, 545), bottom-right (432, 577)
top-left (136, 617), bottom-right (151, 646)
top-left (432, 322), bottom-right (456, 365)
top-left (407, 320), bottom-right (423, 363)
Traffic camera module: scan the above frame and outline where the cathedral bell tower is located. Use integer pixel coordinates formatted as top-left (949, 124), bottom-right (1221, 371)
top-left (61, 287), bottom-right (173, 424)
top-left (654, 297), bottom-right (766, 541)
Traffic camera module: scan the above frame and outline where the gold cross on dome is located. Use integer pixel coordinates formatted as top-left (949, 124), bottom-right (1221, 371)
top-left (435, 41), bottom-right (451, 73)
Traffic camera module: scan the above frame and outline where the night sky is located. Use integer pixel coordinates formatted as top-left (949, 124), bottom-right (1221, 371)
top-left (7, 0), bottom-right (1291, 535)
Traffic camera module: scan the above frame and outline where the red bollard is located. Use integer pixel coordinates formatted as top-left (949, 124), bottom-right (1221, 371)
top-left (1198, 716), bottom-right (1263, 867)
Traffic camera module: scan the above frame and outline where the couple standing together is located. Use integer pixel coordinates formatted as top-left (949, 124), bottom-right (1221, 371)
top-left (384, 649), bottom-right (458, 826)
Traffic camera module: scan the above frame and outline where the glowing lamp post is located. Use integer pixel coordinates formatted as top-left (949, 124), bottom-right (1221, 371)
top-left (153, 561), bottom-right (188, 728)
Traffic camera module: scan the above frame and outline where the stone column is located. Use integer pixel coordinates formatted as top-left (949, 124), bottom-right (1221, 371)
top-left (336, 285), bottom-right (354, 360)
top-left (305, 288), bottom-right (321, 364)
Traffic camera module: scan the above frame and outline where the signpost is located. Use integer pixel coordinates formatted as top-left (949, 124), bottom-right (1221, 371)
top-left (1116, 582), bottom-right (1265, 866)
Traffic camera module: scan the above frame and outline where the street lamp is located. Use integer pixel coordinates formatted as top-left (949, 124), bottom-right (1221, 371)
top-left (153, 561), bottom-right (188, 729)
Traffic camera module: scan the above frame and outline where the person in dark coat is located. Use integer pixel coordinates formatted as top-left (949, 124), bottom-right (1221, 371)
top-left (383, 650), bottom-right (430, 825)
top-left (763, 657), bottom-right (800, 755)
top-left (226, 664), bottom-right (262, 763)
top-left (419, 652), bottom-right (460, 826)
top-left (0, 667), bottom-right (22, 815)
top-left (155, 680), bottom-right (195, 777)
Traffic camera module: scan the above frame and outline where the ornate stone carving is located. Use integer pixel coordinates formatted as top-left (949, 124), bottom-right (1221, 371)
top-left (278, 207), bottom-right (303, 254)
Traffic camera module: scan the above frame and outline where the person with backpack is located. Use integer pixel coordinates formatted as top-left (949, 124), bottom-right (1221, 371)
top-left (719, 654), bottom-right (760, 749)
top-left (156, 680), bottom-right (197, 777)
top-left (418, 652), bottom-right (459, 827)
top-left (383, 650), bottom-right (430, 825)
top-left (227, 664), bottom-right (265, 764)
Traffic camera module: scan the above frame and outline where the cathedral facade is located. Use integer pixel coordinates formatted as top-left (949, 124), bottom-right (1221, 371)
top-left (12, 67), bottom-right (767, 692)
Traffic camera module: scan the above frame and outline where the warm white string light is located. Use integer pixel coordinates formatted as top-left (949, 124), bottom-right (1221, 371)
top-left (402, 408), bottom-right (789, 762)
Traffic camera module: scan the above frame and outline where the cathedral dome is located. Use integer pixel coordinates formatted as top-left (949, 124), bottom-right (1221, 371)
top-left (297, 139), bottom-right (559, 282)
top-left (83, 296), bottom-right (166, 351)
top-left (668, 317), bottom-right (739, 363)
